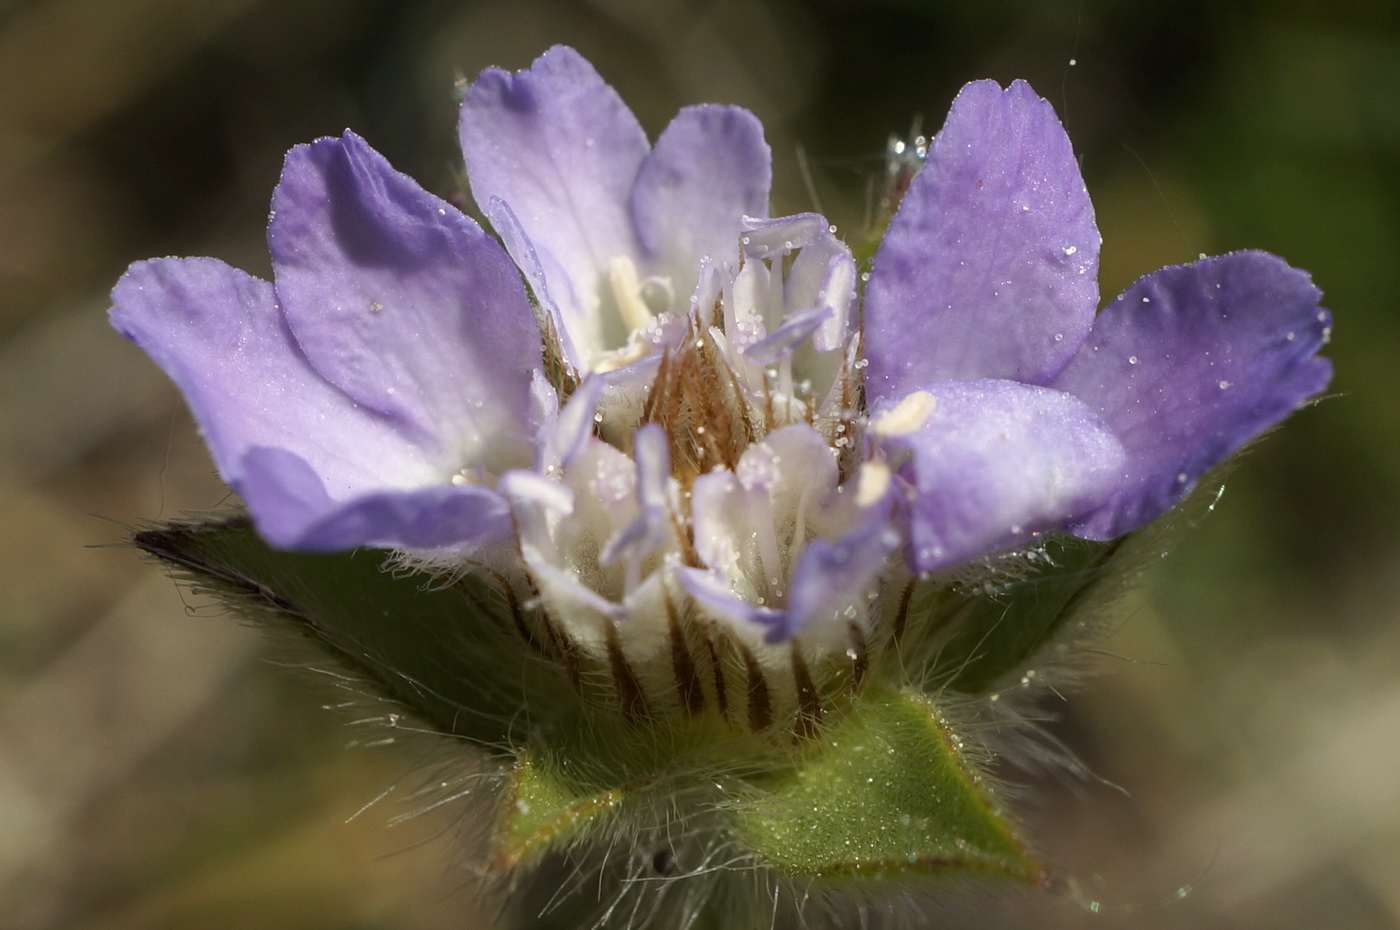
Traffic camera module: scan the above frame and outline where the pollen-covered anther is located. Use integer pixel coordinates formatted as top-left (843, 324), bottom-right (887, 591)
top-left (868, 389), bottom-right (937, 437)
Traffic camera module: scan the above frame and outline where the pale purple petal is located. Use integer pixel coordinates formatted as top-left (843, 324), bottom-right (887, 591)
top-left (600, 423), bottom-right (672, 566)
top-left (864, 80), bottom-right (1100, 404)
top-left (240, 448), bottom-right (513, 549)
top-left (459, 46), bottom-right (647, 351)
top-left (110, 258), bottom-right (512, 550)
top-left (776, 515), bottom-right (902, 644)
top-left (677, 566), bottom-right (781, 631)
top-left (483, 196), bottom-right (582, 367)
top-left (875, 380), bottom-right (1126, 572)
top-left (110, 258), bottom-right (434, 487)
top-left (267, 132), bottom-right (539, 476)
top-left (632, 105), bottom-right (770, 283)
top-left (740, 213), bottom-right (831, 260)
top-left (1052, 251), bottom-right (1333, 540)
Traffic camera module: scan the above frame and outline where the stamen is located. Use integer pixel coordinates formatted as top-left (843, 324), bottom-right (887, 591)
top-left (854, 461), bottom-right (892, 508)
top-left (869, 390), bottom-right (937, 437)
top-left (608, 255), bottom-right (654, 334)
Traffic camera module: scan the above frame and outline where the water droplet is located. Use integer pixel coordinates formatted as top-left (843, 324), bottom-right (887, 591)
top-left (1141, 296), bottom-right (1151, 303)
top-left (1286, 331), bottom-right (1296, 341)
top-left (1053, 332), bottom-right (1064, 342)
top-left (1176, 473), bottom-right (1188, 483)
top-left (1063, 245), bottom-right (1077, 256)
top-left (1218, 380), bottom-right (1231, 389)
top-left (1128, 355), bottom-right (1138, 364)
top-left (1068, 58), bottom-right (1077, 66)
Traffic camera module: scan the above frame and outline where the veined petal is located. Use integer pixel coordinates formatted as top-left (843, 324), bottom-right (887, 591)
top-left (632, 104), bottom-right (770, 285)
top-left (460, 46), bottom-right (648, 361)
top-left (1052, 251), bottom-right (1333, 539)
top-left (110, 258), bottom-right (512, 550)
top-left (864, 80), bottom-right (1099, 404)
top-left (876, 380), bottom-right (1125, 572)
top-left (240, 448), bottom-right (513, 549)
top-left (779, 510), bottom-right (902, 645)
top-left (268, 132), bottom-right (540, 475)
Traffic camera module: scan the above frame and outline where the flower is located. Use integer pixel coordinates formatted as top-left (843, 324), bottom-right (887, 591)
top-left (111, 47), bottom-right (1331, 733)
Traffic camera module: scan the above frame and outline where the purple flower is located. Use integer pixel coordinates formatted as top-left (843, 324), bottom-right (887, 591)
top-left (111, 47), bottom-right (1330, 678)
top-left (864, 80), bottom-right (1332, 569)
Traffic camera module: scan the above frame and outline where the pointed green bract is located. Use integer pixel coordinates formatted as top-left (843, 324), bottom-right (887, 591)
top-left (494, 751), bottom-right (625, 869)
top-left (733, 688), bottom-right (1042, 883)
top-left (929, 536), bottom-right (1130, 694)
top-left (138, 519), bottom-right (1045, 894)
top-left (134, 518), bottom-right (566, 750)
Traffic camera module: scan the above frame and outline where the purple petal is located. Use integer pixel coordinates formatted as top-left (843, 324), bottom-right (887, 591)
top-left (676, 567), bottom-right (781, 632)
top-left (240, 448), bottom-right (513, 550)
top-left (864, 80), bottom-right (1100, 404)
top-left (110, 258), bottom-right (434, 487)
top-left (459, 46), bottom-right (648, 353)
top-left (268, 132), bottom-right (540, 475)
top-left (110, 258), bottom-right (513, 550)
top-left (777, 515), bottom-right (902, 644)
top-left (875, 380), bottom-right (1125, 572)
top-left (632, 104), bottom-right (770, 282)
top-left (1051, 251), bottom-right (1333, 539)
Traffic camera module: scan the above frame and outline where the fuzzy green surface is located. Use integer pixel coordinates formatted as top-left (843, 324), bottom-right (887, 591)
top-left (732, 688), bottom-right (1042, 882)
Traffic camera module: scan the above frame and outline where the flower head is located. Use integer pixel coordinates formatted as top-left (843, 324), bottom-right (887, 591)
top-left (112, 48), bottom-right (1330, 735)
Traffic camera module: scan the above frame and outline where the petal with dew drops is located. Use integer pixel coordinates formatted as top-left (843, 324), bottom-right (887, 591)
top-left (268, 132), bottom-right (540, 477)
top-left (460, 45), bottom-right (649, 362)
top-left (632, 104), bottom-right (770, 287)
top-left (874, 380), bottom-right (1125, 572)
top-left (864, 80), bottom-right (1099, 404)
top-left (110, 258), bottom-right (517, 550)
top-left (1053, 251), bottom-right (1333, 540)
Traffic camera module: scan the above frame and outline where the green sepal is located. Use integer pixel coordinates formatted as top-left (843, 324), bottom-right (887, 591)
top-left (928, 535), bottom-right (1131, 694)
top-left (493, 750), bottom-right (626, 870)
top-left (733, 688), bottom-right (1043, 885)
top-left (134, 517), bottom-right (564, 750)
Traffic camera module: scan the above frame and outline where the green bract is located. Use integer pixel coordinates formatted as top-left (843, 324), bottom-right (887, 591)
top-left (134, 518), bottom-right (1155, 924)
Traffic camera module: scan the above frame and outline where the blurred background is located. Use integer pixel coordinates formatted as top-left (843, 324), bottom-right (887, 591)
top-left (1, 0), bottom-right (1397, 926)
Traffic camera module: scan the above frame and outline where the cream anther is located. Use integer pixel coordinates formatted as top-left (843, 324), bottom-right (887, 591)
top-left (608, 255), bottom-right (654, 334)
top-left (869, 390), bottom-right (937, 437)
top-left (853, 461), bottom-right (892, 508)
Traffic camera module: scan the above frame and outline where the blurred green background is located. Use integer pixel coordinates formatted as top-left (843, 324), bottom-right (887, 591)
top-left (1, 0), bottom-right (1396, 927)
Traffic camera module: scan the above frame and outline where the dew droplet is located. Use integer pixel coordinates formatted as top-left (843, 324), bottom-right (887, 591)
top-left (1128, 355), bottom-right (1138, 364)
top-left (1218, 380), bottom-right (1231, 389)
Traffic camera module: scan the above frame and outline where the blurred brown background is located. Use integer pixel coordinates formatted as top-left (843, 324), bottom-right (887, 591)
top-left (2, 0), bottom-right (1397, 927)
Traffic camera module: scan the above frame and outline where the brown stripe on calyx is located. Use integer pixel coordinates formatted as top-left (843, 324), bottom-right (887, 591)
top-left (666, 595), bottom-right (704, 717)
top-left (790, 642), bottom-right (823, 739)
top-left (605, 622), bottom-right (652, 725)
top-left (891, 577), bottom-right (916, 645)
top-left (740, 643), bottom-right (773, 732)
top-left (846, 620), bottom-right (869, 694)
top-left (703, 630), bottom-right (730, 724)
